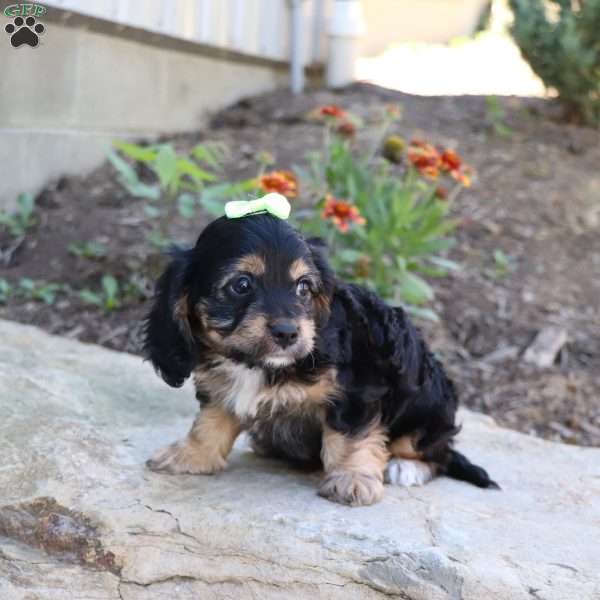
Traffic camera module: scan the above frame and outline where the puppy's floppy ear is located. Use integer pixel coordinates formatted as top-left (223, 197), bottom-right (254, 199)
top-left (307, 237), bottom-right (335, 324)
top-left (144, 248), bottom-right (197, 388)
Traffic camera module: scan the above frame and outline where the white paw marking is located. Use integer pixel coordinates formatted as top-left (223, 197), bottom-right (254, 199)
top-left (384, 459), bottom-right (434, 487)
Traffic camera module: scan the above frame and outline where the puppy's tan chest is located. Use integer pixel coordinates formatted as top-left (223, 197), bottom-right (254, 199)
top-left (194, 360), bottom-right (335, 422)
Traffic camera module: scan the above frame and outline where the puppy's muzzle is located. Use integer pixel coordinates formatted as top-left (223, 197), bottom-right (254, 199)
top-left (269, 320), bottom-right (299, 349)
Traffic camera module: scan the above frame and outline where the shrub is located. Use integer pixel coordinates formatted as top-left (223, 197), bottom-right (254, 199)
top-left (509, 0), bottom-right (600, 125)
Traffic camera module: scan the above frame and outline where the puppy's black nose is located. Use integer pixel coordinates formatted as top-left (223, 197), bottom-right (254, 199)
top-left (269, 320), bottom-right (299, 348)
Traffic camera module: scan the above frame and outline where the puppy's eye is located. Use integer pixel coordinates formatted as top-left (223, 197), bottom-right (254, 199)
top-left (296, 278), bottom-right (312, 298)
top-left (230, 275), bottom-right (253, 296)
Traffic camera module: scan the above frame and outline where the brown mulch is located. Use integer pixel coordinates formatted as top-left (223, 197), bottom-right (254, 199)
top-left (1, 83), bottom-right (599, 447)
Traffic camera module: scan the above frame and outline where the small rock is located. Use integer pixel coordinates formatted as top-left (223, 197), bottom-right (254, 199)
top-left (523, 327), bottom-right (568, 368)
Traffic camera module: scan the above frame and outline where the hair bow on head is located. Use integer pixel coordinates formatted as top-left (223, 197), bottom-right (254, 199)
top-left (224, 193), bottom-right (291, 220)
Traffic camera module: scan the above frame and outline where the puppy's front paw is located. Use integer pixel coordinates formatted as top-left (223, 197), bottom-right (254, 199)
top-left (146, 438), bottom-right (226, 475)
top-left (318, 471), bottom-right (384, 506)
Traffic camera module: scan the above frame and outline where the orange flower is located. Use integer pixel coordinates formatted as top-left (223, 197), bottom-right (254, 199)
top-left (336, 120), bottom-right (356, 139)
top-left (407, 141), bottom-right (441, 180)
top-left (321, 195), bottom-right (366, 233)
top-left (384, 104), bottom-right (402, 120)
top-left (319, 105), bottom-right (346, 119)
top-left (257, 170), bottom-right (297, 197)
top-left (452, 170), bottom-right (471, 187)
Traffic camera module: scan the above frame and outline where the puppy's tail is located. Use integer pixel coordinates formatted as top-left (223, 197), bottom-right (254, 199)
top-left (443, 449), bottom-right (500, 489)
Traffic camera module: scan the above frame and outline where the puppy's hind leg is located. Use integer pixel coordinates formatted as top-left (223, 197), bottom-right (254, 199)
top-left (147, 404), bottom-right (241, 475)
top-left (384, 434), bottom-right (437, 488)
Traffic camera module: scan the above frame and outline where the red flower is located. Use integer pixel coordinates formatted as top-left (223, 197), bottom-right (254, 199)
top-left (321, 195), bottom-right (366, 233)
top-left (257, 170), bottom-right (298, 197)
top-left (439, 149), bottom-right (472, 187)
top-left (439, 149), bottom-right (461, 172)
top-left (336, 120), bottom-right (356, 139)
top-left (318, 105), bottom-right (346, 119)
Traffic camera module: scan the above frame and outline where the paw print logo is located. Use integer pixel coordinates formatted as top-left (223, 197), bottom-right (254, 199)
top-left (5, 16), bottom-right (45, 48)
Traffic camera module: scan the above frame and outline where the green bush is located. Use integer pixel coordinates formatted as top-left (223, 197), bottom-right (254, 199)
top-left (509, 0), bottom-right (600, 125)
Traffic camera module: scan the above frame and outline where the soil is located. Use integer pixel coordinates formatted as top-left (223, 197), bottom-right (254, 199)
top-left (1, 83), bottom-right (599, 447)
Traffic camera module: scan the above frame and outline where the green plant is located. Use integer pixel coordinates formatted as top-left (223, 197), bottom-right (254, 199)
top-left (509, 0), bottom-right (600, 125)
top-left (18, 278), bottom-right (64, 305)
top-left (68, 241), bottom-right (108, 259)
top-left (79, 275), bottom-right (121, 311)
top-left (0, 278), bottom-right (12, 303)
top-left (485, 96), bottom-right (513, 137)
top-left (214, 105), bottom-right (470, 317)
top-left (299, 114), bottom-right (469, 317)
top-left (109, 140), bottom-right (227, 245)
top-left (0, 193), bottom-right (36, 237)
top-left (491, 248), bottom-right (515, 278)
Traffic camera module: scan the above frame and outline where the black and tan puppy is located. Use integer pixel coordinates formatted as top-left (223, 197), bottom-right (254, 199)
top-left (145, 213), bottom-right (497, 506)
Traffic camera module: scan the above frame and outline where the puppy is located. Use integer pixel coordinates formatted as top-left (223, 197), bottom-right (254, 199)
top-left (144, 214), bottom-right (497, 506)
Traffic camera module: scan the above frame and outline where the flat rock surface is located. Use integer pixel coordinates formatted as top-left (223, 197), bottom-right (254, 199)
top-left (0, 319), bottom-right (598, 600)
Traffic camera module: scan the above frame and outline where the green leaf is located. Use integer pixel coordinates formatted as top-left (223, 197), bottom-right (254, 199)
top-left (145, 230), bottom-right (171, 249)
top-left (176, 159), bottom-right (215, 183)
top-left (493, 248), bottom-right (509, 269)
top-left (79, 289), bottom-right (103, 306)
top-left (113, 141), bottom-right (157, 163)
top-left (126, 181), bottom-right (161, 201)
top-left (337, 249), bottom-right (364, 263)
top-left (199, 195), bottom-right (226, 217)
top-left (428, 256), bottom-right (461, 272)
top-left (0, 278), bottom-right (12, 303)
top-left (101, 275), bottom-right (119, 301)
top-left (154, 145), bottom-right (178, 189)
top-left (107, 150), bottom-right (138, 185)
top-left (398, 271), bottom-right (434, 305)
top-left (16, 193), bottom-right (34, 223)
top-left (37, 286), bottom-right (58, 305)
top-left (191, 143), bottom-right (225, 170)
top-left (19, 278), bottom-right (35, 292)
top-left (177, 193), bottom-right (197, 219)
top-left (201, 180), bottom-right (258, 203)
top-left (68, 241), bottom-right (107, 259)
top-left (144, 205), bottom-right (161, 218)
top-left (405, 305), bottom-right (440, 322)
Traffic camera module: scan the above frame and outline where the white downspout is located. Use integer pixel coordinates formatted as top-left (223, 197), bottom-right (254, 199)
top-left (311, 0), bottom-right (324, 64)
top-left (327, 0), bottom-right (365, 88)
top-left (290, 0), bottom-right (305, 94)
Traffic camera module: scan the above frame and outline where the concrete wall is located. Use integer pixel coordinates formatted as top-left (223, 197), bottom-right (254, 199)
top-left (361, 0), bottom-right (489, 56)
top-left (0, 19), bottom-right (287, 209)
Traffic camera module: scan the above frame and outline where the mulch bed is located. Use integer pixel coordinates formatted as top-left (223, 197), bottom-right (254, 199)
top-left (2, 83), bottom-right (599, 446)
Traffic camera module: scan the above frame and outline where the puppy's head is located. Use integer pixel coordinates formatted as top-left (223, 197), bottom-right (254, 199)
top-left (144, 214), bottom-right (334, 387)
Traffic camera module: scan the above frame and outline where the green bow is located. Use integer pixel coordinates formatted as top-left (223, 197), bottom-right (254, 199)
top-left (225, 193), bottom-right (291, 220)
